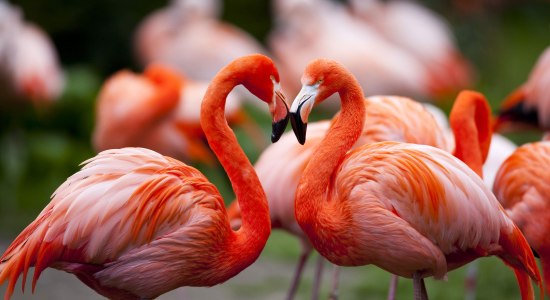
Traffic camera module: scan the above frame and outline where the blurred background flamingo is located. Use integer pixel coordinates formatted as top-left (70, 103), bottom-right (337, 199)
top-left (496, 46), bottom-right (550, 134)
top-left (92, 63), bottom-right (258, 165)
top-left (269, 0), bottom-right (432, 106)
top-left (0, 1), bottom-right (64, 108)
top-left (348, 0), bottom-right (474, 98)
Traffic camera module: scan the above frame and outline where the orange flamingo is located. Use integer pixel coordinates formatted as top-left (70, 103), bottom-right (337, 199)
top-left (496, 46), bottom-right (550, 132)
top-left (0, 1), bottom-right (64, 106)
top-left (0, 54), bottom-right (290, 300)
top-left (230, 91), bottom-right (498, 299)
top-left (93, 63), bottom-right (257, 165)
top-left (288, 58), bottom-right (542, 299)
top-left (493, 138), bottom-right (550, 295)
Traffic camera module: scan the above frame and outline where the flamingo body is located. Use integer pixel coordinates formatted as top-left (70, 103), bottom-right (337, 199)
top-left (0, 54), bottom-right (290, 300)
top-left (289, 58), bottom-right (542, 299)
top-left (93, 64), bottom-right (241, 164)
top-left (0, 2), bottom-right (64, 104)
top-left (493, 141), bottom-right (550, 295)
top-left (315, 142), bottom-right (511, 275)
top-left (135, 0), bottom-right (265, 82)
top-left (1, 148), bottom-right (232, 299)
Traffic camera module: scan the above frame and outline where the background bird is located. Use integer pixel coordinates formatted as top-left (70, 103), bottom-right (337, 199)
top-left (268, 0), bottom-right (434, 108)
top-left (348, 0), bottom-right (474, 98)
top-left (496, 46), bottom-right (550, 133)
top-left (0, 1), bottom-right (64, 108)
top-left (92, 63), bottom-right (260, 165)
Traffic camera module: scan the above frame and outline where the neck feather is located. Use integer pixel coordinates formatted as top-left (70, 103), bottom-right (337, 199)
top-left (200, 70), bottom-right (270, 265)
top-left (295, 78), bottom-right (366, 238)
top-left (449, 91), bottom-right (492, 177)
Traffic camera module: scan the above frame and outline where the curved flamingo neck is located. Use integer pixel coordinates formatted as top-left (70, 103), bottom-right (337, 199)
top-left (295, 75), bottom-right (366, 236)
top-left (449, 90), bottom-right (492, 177)
top-left (200, 68), bottom-right (270, 264)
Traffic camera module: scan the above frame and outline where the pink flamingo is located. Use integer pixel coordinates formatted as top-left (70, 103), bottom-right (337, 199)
top-left (0, 1), bottom-right (64, 106)
top-left (349, 0), bottom-right (474, 97)
top-left (93, 63), bottom-right (263, 164)
top-left (268, 0), bottom-right (435, 106)
top-left (493, 136), bottom-right (550, 295)
top-left (229, 90), bottom-right (501, 299)
top-left (288, 58), bottom-right (542, 300)
top-left (134, 0), bottom-right (266, 82)
top-left (496, 46), bottom-right (550, 132)
top-left (0, 54), bottom-right (289, 300)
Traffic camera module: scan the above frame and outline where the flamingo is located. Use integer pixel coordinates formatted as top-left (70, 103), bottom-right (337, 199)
top-left (349, 0), bottom-right (474, 97)
top-left (493, 137), bottom-right (550, 295)
top-left (0, 1), bottom-right (64, 106)
top-left (288, 58), bottom-right (542, 299)
top-left (92, 63), bottom-right (250, 164)
top-left (134, 0), bottom-right (266, 82)
top-left (229, 90), bottom-right (502, 299)
top-left (268, 0), bottom-right (434, 106)
top-left (0, 54), bottom-right (290, 300)
top-left (496, 46), bottom-right (550, 132)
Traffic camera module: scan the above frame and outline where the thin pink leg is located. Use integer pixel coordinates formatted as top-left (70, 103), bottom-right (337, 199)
top-left (311, 254), bottom-right (325, 300)
top-left (328, 265), bottom-right (340, 300)
top-left (387, 275), bottom-right (399, 300)
top-left (464, 261), bottom-right (479, 300)
top-left (286, 247), bottom-right (312, 300)
top-left (413, 272), bottom-right (428, 300)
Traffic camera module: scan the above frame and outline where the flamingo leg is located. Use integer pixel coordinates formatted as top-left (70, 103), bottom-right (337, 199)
top-left (464, 261), bottom-right (479, 300)
top-left (387, 275), bottom-right (399, 300)
top-left (413, 272), bottom-right (429, 300)
top-left (328, 265), bottom-right (340, 300)
top-left (311, 253), bottom-right (325, 300)
top-left (286, 247), bottom-right (312, 300)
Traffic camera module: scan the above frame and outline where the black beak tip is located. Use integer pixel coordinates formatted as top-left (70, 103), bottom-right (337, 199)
top-left (290, 112), bottom-right (307, 145)
top-left (271, 113), bottom-right (290, 143)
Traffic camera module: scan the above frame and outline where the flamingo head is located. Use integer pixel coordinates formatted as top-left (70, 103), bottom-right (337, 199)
top-left (494, 85), bottom-right (539, 133)
top-left (289, 58), bottom-right (350, 144)
top-left (236, 54), bottom-right (290, 142)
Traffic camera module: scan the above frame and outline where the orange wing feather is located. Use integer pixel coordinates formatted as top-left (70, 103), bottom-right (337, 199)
top-left (0, 148), bottom-right (228, 299)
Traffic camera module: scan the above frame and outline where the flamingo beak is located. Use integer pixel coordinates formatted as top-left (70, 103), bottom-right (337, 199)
top-left (270, 83), bottom-right (290, 143)
top-left (495, 101), bottom-right (539, 132)
top-left (290, 84), bottom-right (318, 145)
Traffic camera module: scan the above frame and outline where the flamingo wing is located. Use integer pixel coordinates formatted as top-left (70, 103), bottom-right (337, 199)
top-left (334, 142), bottom-right (511, 259)
top-left (0, 147), bottom-right (227, 298)
top-left (494, 141), bottom-right (550, 209)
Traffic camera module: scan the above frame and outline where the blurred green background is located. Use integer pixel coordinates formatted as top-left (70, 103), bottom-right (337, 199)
top-left (0, 0), bottom-right (549, 299)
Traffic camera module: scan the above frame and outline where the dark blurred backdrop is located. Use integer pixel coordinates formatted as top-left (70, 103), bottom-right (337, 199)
top-left (1, 0), bottom-right (549, 235)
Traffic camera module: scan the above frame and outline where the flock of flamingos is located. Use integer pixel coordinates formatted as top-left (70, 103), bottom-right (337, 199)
top-left (0, 0), bottom-right (549, 299)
